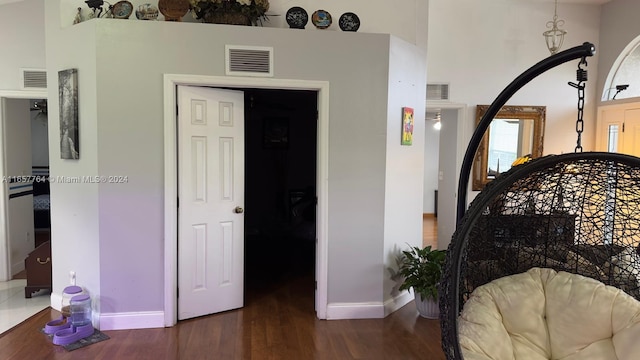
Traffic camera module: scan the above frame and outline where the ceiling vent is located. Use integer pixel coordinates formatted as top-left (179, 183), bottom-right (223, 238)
top-left (20, 68), bottom-right (47, 90)
top-left (427, 83), bottom-right (450, 101)
top-left (225, 45), bottom-right (273, 77)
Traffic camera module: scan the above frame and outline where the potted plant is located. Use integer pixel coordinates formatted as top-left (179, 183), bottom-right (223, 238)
top-left (189, 0), bottom-right (269, 26)
top-left (398, 244), bottom-right (446, 319)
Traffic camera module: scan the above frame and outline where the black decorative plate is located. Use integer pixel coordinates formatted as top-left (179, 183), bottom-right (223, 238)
top-left (311, 10), bottom-right (332, 29)
top-left (112, 1), bottom-right (133, 19)
top-left (286, 6), bottom-right (308, 29)
top-left (339, 12), bottom-right (360, 32)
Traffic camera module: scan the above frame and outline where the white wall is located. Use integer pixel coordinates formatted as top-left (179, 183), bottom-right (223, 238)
top-left (0, 0), bottom-right (45, 91)
top-left (0, 0), bottom-right (46, 282)
top-left (3, 98), bottom-right (34, 275)
top-left (423, 122), bottom-right (439, 214)
top-left (31, 101), bottom-right (49, 167)
top-left (427, 0), bottom-right (601, 204)
top-left (383, 37), bottom-right (427, 313)
top-left (597, 0), bottom-right (640, 104)
top-left (437, 108), bottom-right (459, 250)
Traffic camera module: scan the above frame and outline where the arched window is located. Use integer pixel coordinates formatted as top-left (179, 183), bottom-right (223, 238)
top-left (602, 35), bottom-right (640, 101)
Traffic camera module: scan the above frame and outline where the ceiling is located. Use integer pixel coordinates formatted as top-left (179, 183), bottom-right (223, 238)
top-left (532, 0), bottom-right (612, 4)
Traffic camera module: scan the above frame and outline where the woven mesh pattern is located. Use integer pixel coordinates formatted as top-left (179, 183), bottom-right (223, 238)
top-left (440, 152), bottom-right (640, 360)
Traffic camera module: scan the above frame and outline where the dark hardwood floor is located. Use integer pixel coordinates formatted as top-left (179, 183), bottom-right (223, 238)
top-left (0, 218), bottom-right (444, 359)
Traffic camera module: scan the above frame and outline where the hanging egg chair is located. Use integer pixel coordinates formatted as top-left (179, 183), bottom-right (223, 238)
top-left (439, 42), bottom-right (640, 359)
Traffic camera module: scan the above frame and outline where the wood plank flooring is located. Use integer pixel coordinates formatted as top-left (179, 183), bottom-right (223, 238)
top-left (423, 214), bottom-right (437, 249)
top-left (0, 218), bottom-right (444, 360)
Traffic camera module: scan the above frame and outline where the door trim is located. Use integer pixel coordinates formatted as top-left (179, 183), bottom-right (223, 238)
top-left (0, 89), bottom-right (47, 282)
top-left (426, 101), bottom-right (466, 250)
top-left (163, 74), bottom-right (330, 326)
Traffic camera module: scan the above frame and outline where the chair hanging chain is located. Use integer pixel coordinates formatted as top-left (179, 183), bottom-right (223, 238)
top-left (569, 57), bottom-right (588, 152)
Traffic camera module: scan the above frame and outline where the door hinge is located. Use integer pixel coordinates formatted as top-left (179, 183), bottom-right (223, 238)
top-left (623, 122), bottom-right (625, 132)
top-left (314, 281), bottom-right (317, 290)
top-left (176, 104), bottom-right (179, 116)
top-left (177, 287), bottom-right (179, 298)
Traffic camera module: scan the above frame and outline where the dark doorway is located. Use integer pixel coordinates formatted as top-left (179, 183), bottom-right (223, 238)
top-left (243, 88), bottom-right (318, 304)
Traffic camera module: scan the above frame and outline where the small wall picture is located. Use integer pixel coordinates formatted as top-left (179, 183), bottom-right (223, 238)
top-left (401, 107), bottom-right (414, 146)
top-left (59, 68), bottom-right (79, 159)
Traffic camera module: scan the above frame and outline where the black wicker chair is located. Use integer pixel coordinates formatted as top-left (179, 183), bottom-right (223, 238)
top-left (440, 152), bottom-right (640, 359)
top-left (439, 42), bottom-right (640, 359)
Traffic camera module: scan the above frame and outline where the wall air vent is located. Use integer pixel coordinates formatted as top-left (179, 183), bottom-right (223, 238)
top-left (20, 69), bottom-right (47, 89)
top-left (225, 45), bottom-right (273, 77)
top-left (427, 83), bottom-right (450, 101)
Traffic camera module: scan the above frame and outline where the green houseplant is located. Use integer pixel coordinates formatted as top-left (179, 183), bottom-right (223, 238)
top-left (398, 244), bottom-right (446, 318)
top-left (189, 0), bottom-right (269, 26)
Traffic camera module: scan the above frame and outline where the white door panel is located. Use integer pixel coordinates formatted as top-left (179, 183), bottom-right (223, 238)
top-left (178, 85), bottom-right (244, 320)
top-left (623, 109), bottom-right (640, 157)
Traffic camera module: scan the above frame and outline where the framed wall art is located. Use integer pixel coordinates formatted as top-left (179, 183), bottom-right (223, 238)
top-left (59, 69), bottom-right (79, 159)
top-left (401, 107), bottom-right (414, 146)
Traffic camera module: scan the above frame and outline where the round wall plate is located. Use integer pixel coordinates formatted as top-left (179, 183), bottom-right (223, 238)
top-left (112, 1), bottom-right (133, 19)
top-left (286, 6), bottom-right (308, 29)
top-left (311, 10), bottom-right (332, 29)
top-left (339, 12), bottom-right (360, 32)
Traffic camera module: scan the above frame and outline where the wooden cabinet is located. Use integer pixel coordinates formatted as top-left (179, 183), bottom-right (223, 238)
top-left (24, 240), bottom-right (52, 298)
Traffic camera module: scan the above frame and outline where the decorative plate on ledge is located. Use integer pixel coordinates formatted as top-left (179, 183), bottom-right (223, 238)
top-left (311, 10), bottom-right (332, 29)
top-left (286, 6), bottom-right (308, 29)
top-left (136, 3), bottom-right (159, 20)
top-left (339, 12), bottom-right (360, 32)
top-left (112, 1), bottom-right (133, 19)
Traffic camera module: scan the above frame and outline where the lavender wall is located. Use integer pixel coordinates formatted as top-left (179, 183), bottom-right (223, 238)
top-left (44, 14), bottom-right (420, 326)
top-left (44, 6), bottom-right (101, 317)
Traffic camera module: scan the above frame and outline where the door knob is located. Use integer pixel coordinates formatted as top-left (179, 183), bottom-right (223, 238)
top-left (234, 206), bottom-right (244, 214)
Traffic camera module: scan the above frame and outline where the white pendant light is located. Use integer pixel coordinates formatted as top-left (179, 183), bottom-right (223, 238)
top-left (543, 0), bottom-right (566, 55)
top-left (433, 113), bottom-right (442, 130)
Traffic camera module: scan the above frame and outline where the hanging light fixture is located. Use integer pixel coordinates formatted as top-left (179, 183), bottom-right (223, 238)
top-left (433, 113), bottom-right (442, 130)
top-left (543, 0), bottom-right (566, 55)
top-left (30, 99), bottom-right (48, 124)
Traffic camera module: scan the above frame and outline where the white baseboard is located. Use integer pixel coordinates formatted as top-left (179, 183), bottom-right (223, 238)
top-left (99, 311), bottom-right (165, 330)
top-left (326, 302), bottom-right (385, 319)
top-left (52, 292), bottom-right (164, 330)
top-left (325, 291), bottom-right (414, 320)
top-left (384, 290), bottom-right (413, 317)
top-left (11, 261), bottom-right (24, 277)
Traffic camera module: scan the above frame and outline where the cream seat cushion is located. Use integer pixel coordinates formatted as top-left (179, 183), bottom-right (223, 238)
top-left (458, 267), bottom-right (640, 360)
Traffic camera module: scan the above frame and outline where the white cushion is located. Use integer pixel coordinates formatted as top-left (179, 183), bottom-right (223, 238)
top-left (609, 246), bottom-right (640, 289)
top-left (458, 267), bottom-right (640, 360)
